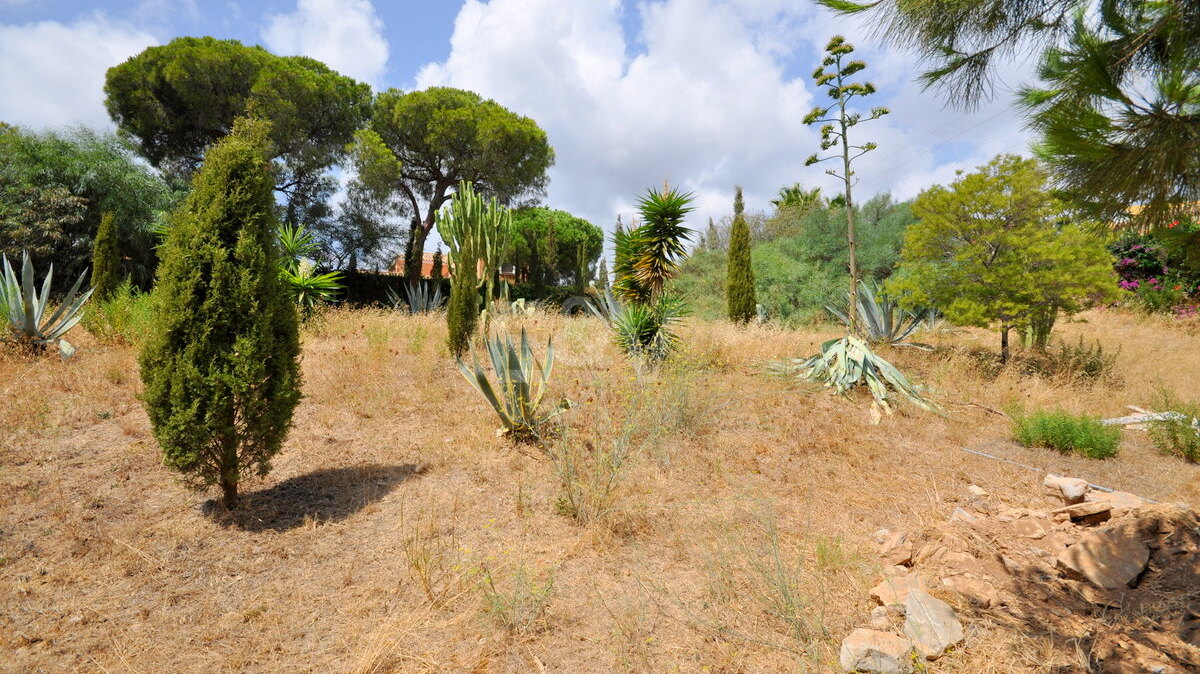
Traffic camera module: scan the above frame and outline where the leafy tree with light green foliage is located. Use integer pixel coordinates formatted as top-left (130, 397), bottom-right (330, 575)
top-left (140, 118), bottom-right (301, 509)
top-left (105, 36), bottom-right (371, 223)
top-left (889, 154), bottom-right (1117, 363)
top-left (357, 88), bottom-right (554, 281)
top-left (0, 125), bottom-right (177, 288)
top-left (726, 186), bottom-right (756, 323)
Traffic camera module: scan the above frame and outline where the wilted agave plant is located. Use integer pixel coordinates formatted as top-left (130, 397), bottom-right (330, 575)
top-left (776, 334), bottom-right (936, 414)
top-left (1, 251), bottom-right (94, 358)
top-left (457, 327), bottom-right (571, 442)
top-left (827, 280), bottom-right (932, 349)
top-left (387, 281), bottom-right (445, 314)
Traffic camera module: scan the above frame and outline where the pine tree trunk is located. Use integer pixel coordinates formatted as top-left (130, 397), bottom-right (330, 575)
top-left (220, 477), bottom-right (239, 509)
top-left (1000, 325), bottom-right (1010, 364)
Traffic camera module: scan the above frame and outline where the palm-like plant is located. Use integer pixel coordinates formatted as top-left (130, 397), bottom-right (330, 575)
top-left (630, 186), bottom-right (695, 300)
top-left (827, 280), bottom-right (933, 349)
top-left (776, 334), bottom-right (936, 413)
top-left (586, 289), bottom-right (686, 364)
top-left (1, 251), bottom-right (93, 357)
top-left (771, 184), bottom-right (824, 211)
top-left (457, 327), bottom-right (571, 442)
top-left (278, 223), bottom-right (343, 311)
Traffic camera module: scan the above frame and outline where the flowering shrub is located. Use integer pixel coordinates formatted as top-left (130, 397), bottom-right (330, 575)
top-left (1109, 223), bottom-right (1200, 314)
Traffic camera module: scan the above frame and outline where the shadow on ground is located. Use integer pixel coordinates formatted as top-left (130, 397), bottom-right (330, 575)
top-left (203, 463), bottom-right (421, 532)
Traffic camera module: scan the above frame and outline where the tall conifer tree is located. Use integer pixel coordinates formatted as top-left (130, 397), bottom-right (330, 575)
top-left (90, 211), bottom-right (121, 302)
top-left (726, 186), bottom-right (756, 323)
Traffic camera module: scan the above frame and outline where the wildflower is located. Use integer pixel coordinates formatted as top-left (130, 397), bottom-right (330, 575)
top-left (1169, 220), bottom-right (1179, 228)
top-left (1176, 285), bottom-right (1184, 291)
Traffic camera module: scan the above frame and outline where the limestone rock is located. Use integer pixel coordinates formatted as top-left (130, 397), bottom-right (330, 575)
top-left (903, 588), bottom-right (965, 659)
top-left (941, 576), bottom-right (999, 608)
top-left (1007, 517), bottom-right (1050, 540)
top-left (839, 629), bottom-right (914, 674)
top-left (1084, 491), bottom-right (1145, 517)
top-left (950, 507), bottom-right (979, 523)
top-left (1057, 529), bottom-right (1149, 589)
top-left (1053, 501), bottom-right (1112, 525)
top-left (866, 606), bottom-right (892, 631)
top-left (871, 573), bottom-right (928, 608)
top-left (879, 531), bottom-right (913, 567)
top-left (1044, 474), bottom-right (1090, 504)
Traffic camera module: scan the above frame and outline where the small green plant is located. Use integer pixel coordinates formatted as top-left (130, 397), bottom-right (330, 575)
top-left (1146, 391), bottom-right (1200, 463)
top-left (1, 250), bottom-right (94, 357)
top-left (478, 563), bottom-right (555, 635)
top-left (82, 279), bottom-right (155, 346)
top-left (550, 427), bottom-right (635, 525)
top-left (776, 334), bottom-right (936, 413)
top-left (1011, 408), bottom-right (1121, 459)
top-left (456, 327), bottom-right (571, 442)
top-left (827, 279), bottom-right (933, 349)
top-left (387, 281), bottom-right (445, 314)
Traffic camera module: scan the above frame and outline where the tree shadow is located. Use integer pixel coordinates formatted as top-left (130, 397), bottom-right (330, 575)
top-left (203, 463), bottom-right (421, 532)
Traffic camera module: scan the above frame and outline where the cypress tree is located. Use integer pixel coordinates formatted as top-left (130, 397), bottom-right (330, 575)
top-left (90, 211), bottom-right (121, 302)
top-left (431, 244), bottom-right (444, 280)
top-left (597, 256), bottom-right (609, 293)
top-left (726, 185), bottom-right (756, 323)
top-left (140, 118), bottom-right (301, 509)
top-left (445, 252), bottom-right (478, 358)
top-left (705, 217), bottom-right (719, 252)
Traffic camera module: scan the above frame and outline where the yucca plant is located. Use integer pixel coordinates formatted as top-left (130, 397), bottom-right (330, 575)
top-left (1, 251), bottom-right (93, 358)
top-left (387, 281), bottom-right (445, 314)
top-left (278, 223), bottom-right (343, 312)
top-left (827, 280), bottom-right (933, 349)
top-left (587, 288), bottom-right (686, 365)
top-left (776, 334), bottom-right (936, 413)
top-left (457, 327), bottom-right (571, 442)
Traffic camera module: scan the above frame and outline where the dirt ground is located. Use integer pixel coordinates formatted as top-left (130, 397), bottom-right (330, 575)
top-left (2, 307), bottom-right (1198, 672)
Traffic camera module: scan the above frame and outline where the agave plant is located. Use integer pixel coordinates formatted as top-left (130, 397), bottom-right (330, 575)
top-left (827, 280), bottom-right (933, 349)
top-left (1, 251), bottom-right (93, 358)
top-left (387, 281), bottom-right (445, 314)
top-left (776, 334), bottom-right (937, 413)
top-left (457, 327), bottom-right (571, 442)
top-left (586, 288), bottom-right (686, 364)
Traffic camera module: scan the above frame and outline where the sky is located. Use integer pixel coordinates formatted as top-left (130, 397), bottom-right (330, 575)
top-left (0, 0), bottom-right (1039, 238)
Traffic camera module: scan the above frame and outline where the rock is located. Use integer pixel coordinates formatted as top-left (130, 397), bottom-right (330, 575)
top-left (940, 551), bottom-right (989, 578)
top-left (941, 576), bottom-right (999, 608)
top-left (1084, 491), bottom-right (1145, 517)
top-left (839, 629), bottom-right (914, 674)
top-left (867, 606), bottom-right (892, 631)
top-left (950, 507), bottom-right (979, 523)
top-left (1008, 517), bottom-right (1050, 540)
top-left (916, 544), bottom-right (948, 565)
top-left (1057, 529), bottom-right (1149, 589)
top-left (871, 528), bottom-right (893, 545)
top-left (1053, 501), bottom-right (1112, 526)
top-left (966, 485), bottom-right (988, 498)
top-left (871, 573), bottom-right (929, 608)
top-left (1044, 474), bottom-right (1090, 504)
top-left (903, 588), bottom-right (965, 659)
top-left (965, 485), bottom-right (992, 513)
top-left (879, 531), bottom-right (913, 566)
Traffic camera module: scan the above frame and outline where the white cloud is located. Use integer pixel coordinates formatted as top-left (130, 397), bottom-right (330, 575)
top-left (416, 0), bottom-right (1036, 235)
top-left (0, 14), bottom-right (157, 130)
top-left (262, 0), bottom-right (389, 86)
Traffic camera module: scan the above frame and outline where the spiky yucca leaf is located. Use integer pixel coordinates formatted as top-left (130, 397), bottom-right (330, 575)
top-left (1, 251), bottom-right (93, 357)
top-left (457, 327), bottom-right (571, 441)
top-left (586, 288), bottom-right (686, 364)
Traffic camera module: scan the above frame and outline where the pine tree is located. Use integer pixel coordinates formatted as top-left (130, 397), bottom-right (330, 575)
top-left (726, 186), bottom-right (756, 323)
top-left (139, 118), bottom-right (302, 509)
top-left (90, 211), bottom-right (121, 302)
top-left (431, 244), bottom-right (444, 280)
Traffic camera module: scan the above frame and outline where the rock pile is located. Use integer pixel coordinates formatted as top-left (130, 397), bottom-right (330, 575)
top-left (840, 476), bottom-right (1200, 673)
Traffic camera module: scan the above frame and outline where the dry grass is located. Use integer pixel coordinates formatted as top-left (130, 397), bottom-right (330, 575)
top-left (2, 307), bottom-right (1198, 672)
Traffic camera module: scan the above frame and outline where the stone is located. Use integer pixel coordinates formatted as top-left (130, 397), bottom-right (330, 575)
top-left (871, 528), bottom-right (892, 545)
top-left (1008, 517), bottom-right (1050, 540)
top-left (1057, 529), bottom-right (1149, 589)
top-left (879, 530), bottom-right (913, 566)
top-left (867, 606), bottom-right (892, 631)
top-left (903, 588), bottom-right (965, 659)
top-left (941, 576), bottom-right (1000, 608)
top-left (940, 551), bottom-right (989, 578)
top-left (950, 507), bottom-right (979, 523)
top-left (870, 573), bottom-right (929, 608)
top-left (1044, 474), bottom-right (1090, 504)
top-left (1084, 491), bottom-right (1145, 517)
top-left (839, 629), bottom-right (914, 674)
top-left (966, 485), bottom-right (988, 498)
top-left (1053, 501), bottom-right (1112, 525)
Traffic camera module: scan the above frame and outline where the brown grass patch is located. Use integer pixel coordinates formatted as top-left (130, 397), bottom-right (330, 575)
top-left (1, 308), bottom-right (1198, 671)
